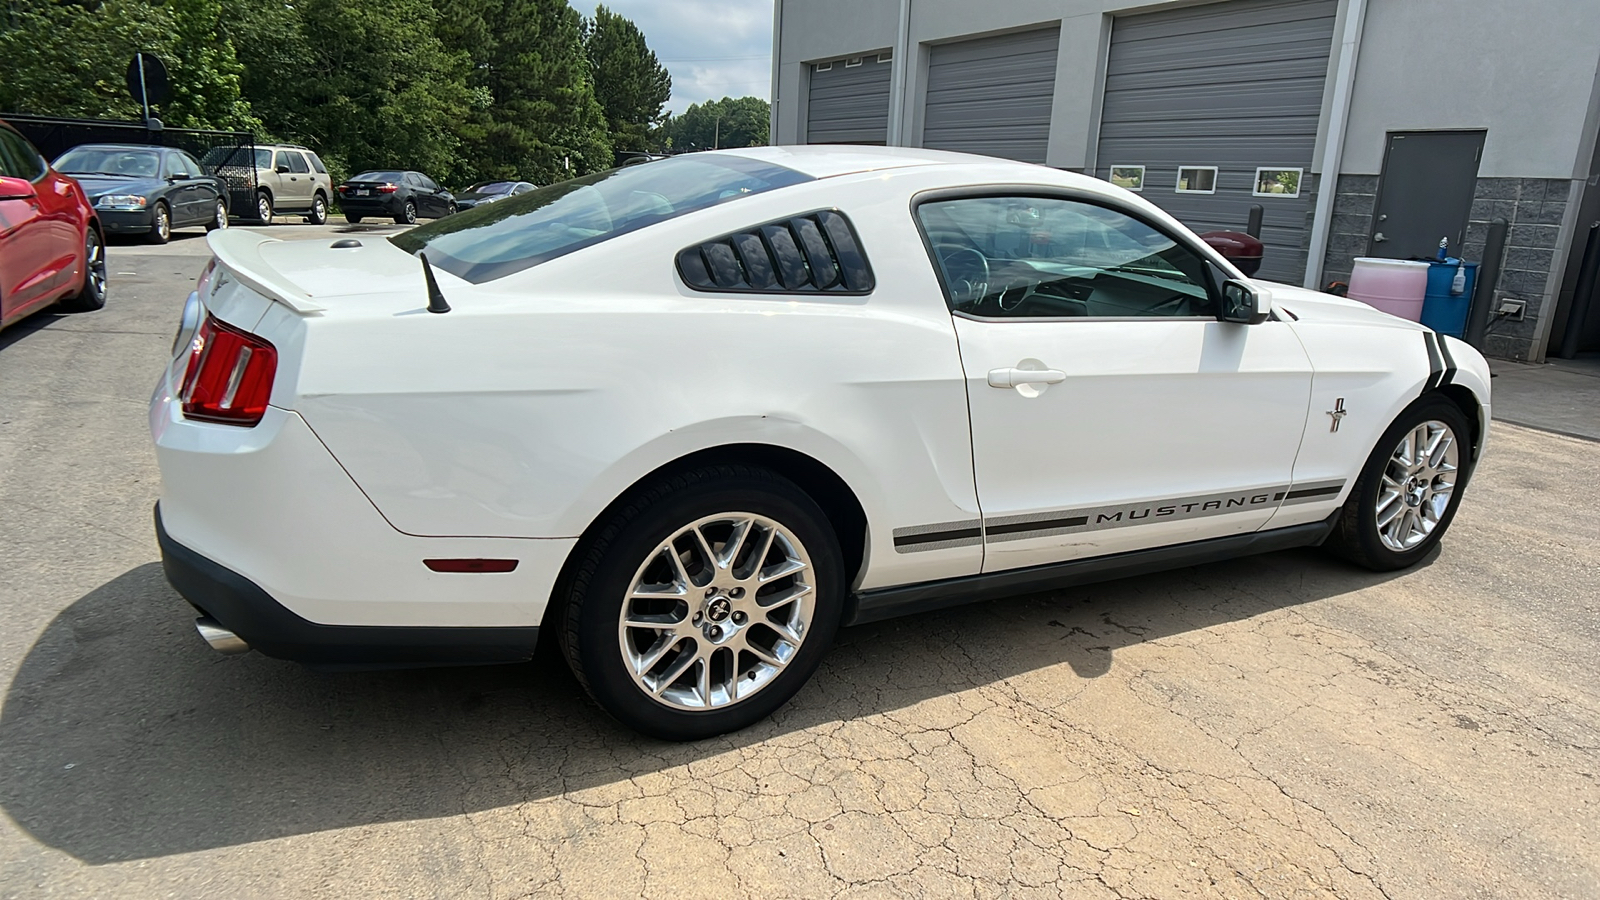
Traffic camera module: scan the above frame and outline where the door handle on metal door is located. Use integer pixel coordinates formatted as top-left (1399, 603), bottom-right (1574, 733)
top-left (987, 367), bottom-right (1067, 388)
top-left (1373, 232), bottom-right (1388, 242)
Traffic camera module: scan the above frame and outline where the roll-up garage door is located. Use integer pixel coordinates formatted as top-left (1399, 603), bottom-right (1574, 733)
top-left (1096, 0), bottom-right (1336, 282)
top-left (806, 52), bottom-right (892, 145)
top-left (922, 27), bottom-right (1059, 164)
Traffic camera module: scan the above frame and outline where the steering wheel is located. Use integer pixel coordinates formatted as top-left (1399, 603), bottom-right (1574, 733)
top-left (936, 245), bottom-right (990, 305)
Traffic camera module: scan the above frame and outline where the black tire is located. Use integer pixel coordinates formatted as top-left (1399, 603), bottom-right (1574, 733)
top-left (345, 215), bottom-right (363, 225)
top-left (1325, 394), bottom-right (1474, 571)
top-left (307, 193), bottom-right (328, 225)
top-left (204, 198), bottom-right (228, 231)
top-left (145, 201), bottom-right (171, 244)
top-left (561, 465), bottom-right (845, 741)
top-left (253, 191), bottom-right (273, 225)
top-left (59, 228), bottom-right (107, 312)
top-left (446, 201), bottom-right (457, 216)
top-left (395, 200), bottom-right (417, 225)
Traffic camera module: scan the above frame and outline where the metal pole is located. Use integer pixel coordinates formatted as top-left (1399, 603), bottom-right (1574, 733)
top-left (1465, 217), bottom-right (1511, 349)
top-left (136, 52), bottom-right (151, 124)
top-left (1246, 204), bottom-right (1264, 239)
top-left (1302, 0), bottom-right (1368, 289)
top-left (1556, 221), bottom-right (1600, 359)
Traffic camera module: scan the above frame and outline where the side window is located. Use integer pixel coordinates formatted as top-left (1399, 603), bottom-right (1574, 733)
top-left (915, 195), bottom-right (1215, 319)
top-left (405, 172), bottom-right (422, 187)
top-left (160, 152), bottom-right (180, 178)
top-left (286, 152), bottom-right (310, 174)
top-left (273, 151), bottom-right (290, 171)
top-left (677, 210), bottom-right (874, 295)
top-left (419, 174), bottom-right (438, 191)
top-left (306, 152), bottom-right (327, 174)
top-left (175, 152), bottom-right (203, 178)
top-left (0, 130), bottom-right (30, 178)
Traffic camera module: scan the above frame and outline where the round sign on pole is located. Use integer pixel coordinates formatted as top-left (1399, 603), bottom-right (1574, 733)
top-left (125, 53), bottom-right (171, 116)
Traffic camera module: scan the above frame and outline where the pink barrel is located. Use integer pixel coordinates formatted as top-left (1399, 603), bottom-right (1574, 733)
top-left (1348, 258), bottom-right (1430, 321)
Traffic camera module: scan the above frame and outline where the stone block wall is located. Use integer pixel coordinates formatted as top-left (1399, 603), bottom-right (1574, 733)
top-left (1320, 175), bottom-right (1574, 360)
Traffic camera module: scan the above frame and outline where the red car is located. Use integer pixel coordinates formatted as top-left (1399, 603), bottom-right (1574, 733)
top-left (0, 118), bottom-right (106, 331)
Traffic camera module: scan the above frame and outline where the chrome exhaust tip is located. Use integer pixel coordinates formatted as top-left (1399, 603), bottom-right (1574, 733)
top-left (195, 617), bottom-right (251, 655)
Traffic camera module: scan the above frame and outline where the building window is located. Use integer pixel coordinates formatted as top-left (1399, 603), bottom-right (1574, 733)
top-left (1109, 165), bottom-right (1145, 192)
top-left (814, 62), bottom-right (832, 72)
top-left (845, 57), bottom-right (863, 68)
top-left (1176, 166), bottom-right (1217, 194)
top-left (1254, 168), bottom-right (1302, 198)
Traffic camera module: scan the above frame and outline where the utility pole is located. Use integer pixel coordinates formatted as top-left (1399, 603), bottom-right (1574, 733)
top-left (714, 114), bottom-right (721, 150)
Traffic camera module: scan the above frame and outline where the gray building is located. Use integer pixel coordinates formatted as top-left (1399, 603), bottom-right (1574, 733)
top-left (770, 0), bottom-right (1600, 361)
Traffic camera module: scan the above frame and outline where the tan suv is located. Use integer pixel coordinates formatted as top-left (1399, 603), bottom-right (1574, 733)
top-left (221, 144), bottom-right (334, 225)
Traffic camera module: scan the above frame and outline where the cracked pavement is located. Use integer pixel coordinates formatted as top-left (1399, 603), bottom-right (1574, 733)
top-left (1, 229), bottom-right (1596, 898)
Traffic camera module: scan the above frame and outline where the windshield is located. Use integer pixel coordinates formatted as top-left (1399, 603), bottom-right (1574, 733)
top-left (201, 147), bottom-right (271, 169)
top-left (55, 147), bottom-right (161, 178)
top-left (353, 171), bottom-right (405, 183)
top-left (466, 181), bottom-right (516, 195)
top-left (392, 154), bottom-right (813, 283)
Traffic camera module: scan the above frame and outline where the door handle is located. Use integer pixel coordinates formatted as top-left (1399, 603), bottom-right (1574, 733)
top-left (988, 367), bottom-right (1067, 388)
top-left (1373, 232), bottom-right (1388, 242)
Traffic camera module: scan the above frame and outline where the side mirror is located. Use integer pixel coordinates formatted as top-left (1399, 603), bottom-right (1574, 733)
top-left (0, 175), bottom-right (37, 201)
top-left (275, 165), bottom-right (290, 174)
top-left (1219, 279), bottom-right (1271, 325)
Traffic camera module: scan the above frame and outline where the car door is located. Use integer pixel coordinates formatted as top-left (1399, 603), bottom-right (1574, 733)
top-left (0, 128), bottom-right (71, 314)
top-left (176, 150), bottom-right (218, 223)
top-left (916, 193), bottom-right (1315, 573)
top-left (162, 151), bottom-right (199, 224)
top-left (275, 150), bottom-right (310, 208)
top-left (416, 173), bottom-right (446, 215)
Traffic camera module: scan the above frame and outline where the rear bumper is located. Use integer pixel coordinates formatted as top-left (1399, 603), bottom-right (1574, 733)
top-left (337, 196), bottom-right (400, 216)
top-left (156, 504), bottom-right (540, 668)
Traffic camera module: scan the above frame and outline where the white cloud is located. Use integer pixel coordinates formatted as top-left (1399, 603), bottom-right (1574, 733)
top-left (586, 0), bottom-right (774, 114)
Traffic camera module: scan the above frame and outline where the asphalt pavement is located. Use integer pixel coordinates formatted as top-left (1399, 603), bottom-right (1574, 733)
top-left (1, 224), bottom-right (1597, 898)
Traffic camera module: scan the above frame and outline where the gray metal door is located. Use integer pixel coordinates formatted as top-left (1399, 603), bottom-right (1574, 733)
top-left (1095, 0), bottom-right (1336, 282)
top-left (922, 28), bottom-right (1059, 164)
top-left (806, 53), bottom-right (892, 145)
top-left (1369, 131), bottom-right (1486, 260)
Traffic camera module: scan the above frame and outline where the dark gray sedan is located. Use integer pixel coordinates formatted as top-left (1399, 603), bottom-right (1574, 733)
top-left (52, 145), bottom-right (229, 244)
top-left (453, 180), bottom-right (537, 210)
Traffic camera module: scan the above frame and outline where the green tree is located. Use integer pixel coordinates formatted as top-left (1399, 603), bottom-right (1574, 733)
top-left (581, 5), bottom-right (670, 155)
top-left (437, 0), bottom-right (612, 184)
top-left (228, 0), bottom-right (473, 180)
top-left (660, 96), bottom-right (769, 151)
top-left (0, 0), bottom-right (255, 131)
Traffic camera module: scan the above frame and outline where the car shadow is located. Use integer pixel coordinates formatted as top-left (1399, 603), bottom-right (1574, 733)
top-left (0, 549), bottom-right (1421, 863)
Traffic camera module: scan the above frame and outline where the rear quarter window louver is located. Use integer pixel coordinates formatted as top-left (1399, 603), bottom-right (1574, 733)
top-left (676, 210), bottom-right (875, 295)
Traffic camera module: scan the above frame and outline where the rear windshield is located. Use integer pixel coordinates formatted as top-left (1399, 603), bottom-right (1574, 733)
top-left (353, 171), bottom-right (405, 182)
top-left (466, 181), bottom-right (516, 194)
top-left (392, 154), bottom-right (813, 283)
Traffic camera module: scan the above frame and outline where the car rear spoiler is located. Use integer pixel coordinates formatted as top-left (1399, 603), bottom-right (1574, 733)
top-left (205, 230), bottom-right (327, 313)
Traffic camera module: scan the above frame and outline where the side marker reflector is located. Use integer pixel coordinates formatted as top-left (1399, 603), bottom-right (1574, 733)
top-left (424, 558), bottom-right (519, 573)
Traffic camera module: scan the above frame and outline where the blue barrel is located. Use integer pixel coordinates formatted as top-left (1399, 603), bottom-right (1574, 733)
top-left (1420, 260), bottom-right (1479, 339)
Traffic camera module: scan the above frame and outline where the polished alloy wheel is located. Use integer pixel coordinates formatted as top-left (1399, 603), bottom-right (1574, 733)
top-left (1375, 419), bottom-right (1459, 552)
top-left (618, 512), bottom-right (815, 710)
top-left (154, 205), bottom-right (170, 239)
top-left (257, 194), bottom-right (272, 223)
top-left (215, 200), bottom-right (228, 229)
top-left (85, 232), bottom-right (106, 298)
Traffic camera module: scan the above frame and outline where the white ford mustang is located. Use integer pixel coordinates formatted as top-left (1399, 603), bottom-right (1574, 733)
top-left (151, 146), bottom-right (1490, 739)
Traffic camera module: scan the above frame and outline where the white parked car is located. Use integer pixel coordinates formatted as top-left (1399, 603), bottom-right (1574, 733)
top-left (151, 147), bottom-right (1490, 739)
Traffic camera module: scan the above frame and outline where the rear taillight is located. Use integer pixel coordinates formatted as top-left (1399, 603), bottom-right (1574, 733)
top-left (378, 183), bottom-right (398, 193)
top-left (336, 183), bottom-right (350, 193)
top-left (180, 315), bottom-right (277, 427)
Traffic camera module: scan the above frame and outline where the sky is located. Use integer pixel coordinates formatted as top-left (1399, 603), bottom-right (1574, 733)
top-left (592, 0), bottom-right (775, 115)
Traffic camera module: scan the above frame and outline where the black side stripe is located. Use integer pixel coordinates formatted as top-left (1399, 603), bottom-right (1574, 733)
top-left (893, 526), bottom-right (982, 549)
top-left (1423, 332), bottom-right (1445, 392)
top-left (1436, 333), bottom-right (1457, 387)
top-left (986, 515), bottom-right (1089, 537)
top-left (1285, 486), bottom-right (1342, 500)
